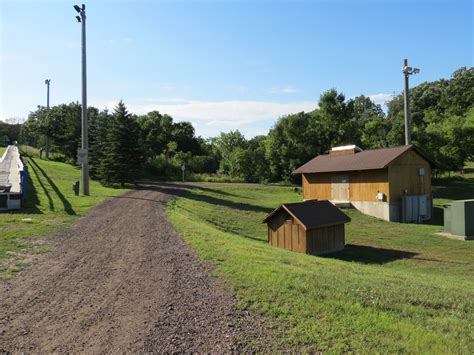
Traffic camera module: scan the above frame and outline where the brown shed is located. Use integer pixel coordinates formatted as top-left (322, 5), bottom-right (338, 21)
top-left (262, 200), bottom-right (351, 256)
top-left (293, 144), bottom-right (438, 222)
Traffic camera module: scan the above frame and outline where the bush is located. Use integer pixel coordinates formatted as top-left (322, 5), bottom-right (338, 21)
top-left (188, 155), bottom-right (219, 174)
top-left (146, 154), bottom-right (182, 180)
top-left (187, 173), bottom-right (245, 183)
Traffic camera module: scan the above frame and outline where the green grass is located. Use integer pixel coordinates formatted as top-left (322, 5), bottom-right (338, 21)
top-left (433, 162), bottom-right (474, 206)
top-left (0, 147), bottom-right (6, 156)
top-left (0, 146), bottom-right (127, 279)
top-left (166, 182), bottom-right (474, 352)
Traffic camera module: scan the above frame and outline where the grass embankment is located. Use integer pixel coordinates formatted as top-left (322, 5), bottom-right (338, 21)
top-left (167, 181), bottom-right (474, 352)
top-left (0, 147), bottom-right (6, 156)
top-left (0, 146), bottom-right (127, 279)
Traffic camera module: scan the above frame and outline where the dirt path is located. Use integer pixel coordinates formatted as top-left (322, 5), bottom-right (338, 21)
top-left (0, 183), bottom-right (265, 353)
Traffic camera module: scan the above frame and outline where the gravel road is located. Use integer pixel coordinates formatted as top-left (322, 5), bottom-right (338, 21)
top-left (0, 183), bottom-right (266, 353)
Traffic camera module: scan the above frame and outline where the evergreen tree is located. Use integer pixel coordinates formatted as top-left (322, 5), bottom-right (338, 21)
top-left (99, 101), bottom-right (143, 185)
top-left (88, 108), bottom-right (111, 179)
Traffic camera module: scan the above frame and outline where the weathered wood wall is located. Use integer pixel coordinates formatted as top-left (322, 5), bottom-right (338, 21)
top-left (267, 209), bottom-right (306, 253)
top-left (267, 210), bottom-right (345, 255)
top-left (306, 224), bottom-right (345, 255)
top-left (388, 149), bottom-right (432, 202)
top-left (302, 169), bottom-right (389, 202)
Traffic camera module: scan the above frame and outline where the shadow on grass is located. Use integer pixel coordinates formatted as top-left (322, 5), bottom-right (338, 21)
top-left (135, 181), bottom-right (271, 214)
top-left (326, 244), bottom-right (418, 264)
top-left (28, 158), bottom-right (76, 215)
top-left (28, 163), bottom-right (54, 212)
top-left (433, 177), bottom-right (474, 201)
top-left (138, 179), bottom-right (243, 198)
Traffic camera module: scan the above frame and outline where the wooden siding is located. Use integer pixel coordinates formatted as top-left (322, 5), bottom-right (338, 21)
top-left (306, 224), bottom-right (345, 255)
top-left (268, 209), bottom-right (306, 253)
top-left (350, 169), bottom-right (389, 201)
top-left (388, 149), bottom-right (432, 202)
top-left (302, 169), bottom-right (389, 202)
top-left (267, 209), bottom-right (346, 255)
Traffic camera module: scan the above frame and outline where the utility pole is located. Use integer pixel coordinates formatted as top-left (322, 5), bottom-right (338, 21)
top-left (402, 59), bottom-right (420, 145)
top-left (45, 79), bottom-right (51, 159)
top-left (74, 4), bottom-right (89, 195)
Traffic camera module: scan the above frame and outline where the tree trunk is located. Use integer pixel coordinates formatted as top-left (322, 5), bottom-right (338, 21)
top-left (45, 136), bottom-right (50, 159)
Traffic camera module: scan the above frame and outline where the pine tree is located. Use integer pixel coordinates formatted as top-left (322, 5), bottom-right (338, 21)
top-left (99, 101), bottom-right (143, 185)
top-left (88, 108), bottom-right (111, 180)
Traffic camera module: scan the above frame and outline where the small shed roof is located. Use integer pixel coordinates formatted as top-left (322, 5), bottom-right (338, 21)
top-left (293, 145), bottom-right (437, 174)
top-left (262, 200), bottom-right (351, 230)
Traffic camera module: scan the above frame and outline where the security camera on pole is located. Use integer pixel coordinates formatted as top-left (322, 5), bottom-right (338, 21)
top-left (402, 58), bottom-right (420, 146)
top-left (74, 4), bottom-right (90, 195)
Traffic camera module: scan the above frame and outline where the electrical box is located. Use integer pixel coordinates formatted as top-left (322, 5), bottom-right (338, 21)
top-left (402, 195), bottom-right (429, 223)
top-left (444, 199), bottom-right (474, 239)
top-left (419, 168), bottom-right (425, 176)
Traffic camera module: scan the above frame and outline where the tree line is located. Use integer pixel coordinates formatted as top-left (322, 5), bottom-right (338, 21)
top-left (6, 66), bottom-right (474, 185)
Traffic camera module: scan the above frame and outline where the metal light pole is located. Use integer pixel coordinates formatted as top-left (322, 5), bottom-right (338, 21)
top-left (45, 79), bottom-right (51, 159)
top-left (74, 4), bottom-right (89, 195)
top-left (402, 58), bottom-right (420, 145)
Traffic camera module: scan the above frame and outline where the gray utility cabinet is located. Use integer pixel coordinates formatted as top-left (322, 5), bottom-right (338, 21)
top-left (402, 195), bottom-right (429, 223)
top-left (444, 199), bottom-right (474, 240)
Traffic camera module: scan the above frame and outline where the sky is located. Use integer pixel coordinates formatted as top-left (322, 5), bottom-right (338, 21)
top-left (1, 0), bottom-right (472, 138)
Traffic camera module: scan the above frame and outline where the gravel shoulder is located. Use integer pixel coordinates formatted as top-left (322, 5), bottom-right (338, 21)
top-left (0, 183), bottom-right (266, 353)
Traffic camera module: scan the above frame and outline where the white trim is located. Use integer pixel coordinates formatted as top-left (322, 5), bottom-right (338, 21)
top-left (331, 145), bottom-right (363, 152)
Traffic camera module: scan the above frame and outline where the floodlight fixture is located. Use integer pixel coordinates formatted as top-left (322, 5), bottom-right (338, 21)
top-left (73, 4), bottom-right (81, 13)
top-left (403, 65), bottom-right (420, 76)
top-left (76, 16), bottom-right (81, 22)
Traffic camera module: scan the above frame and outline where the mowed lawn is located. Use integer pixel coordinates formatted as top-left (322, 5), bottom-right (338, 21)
top-left (167, 181), bottom-right (474, 352)
top-left (0, 146), bottom-right (127, 279)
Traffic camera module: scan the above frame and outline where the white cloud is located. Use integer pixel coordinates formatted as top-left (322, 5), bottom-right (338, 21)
top-left (91, 98), bottom-right (318, 137)
top-left (268, 85), bottom-right (299, 94)
top-left (125, 99), bottom-right (317, 125)
top-left (368, 93), bottom-right (395, 107)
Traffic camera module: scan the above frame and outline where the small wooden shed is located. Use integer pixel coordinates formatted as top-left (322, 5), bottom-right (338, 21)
top-left (262, 200), bottom-right (351, 256)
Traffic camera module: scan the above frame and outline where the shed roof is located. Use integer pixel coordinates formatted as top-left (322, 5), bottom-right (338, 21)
top-left (262, 200), bottom-right (351, 230)
top-left (293, 145), bottom-right (437, 174)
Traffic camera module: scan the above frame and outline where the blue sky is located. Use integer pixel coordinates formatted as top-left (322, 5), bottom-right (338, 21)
top-left (1, 0), bottom-right (472, 137)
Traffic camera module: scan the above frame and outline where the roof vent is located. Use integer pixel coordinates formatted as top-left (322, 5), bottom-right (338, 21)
top-left (330, 145), bottom-right (363, 156)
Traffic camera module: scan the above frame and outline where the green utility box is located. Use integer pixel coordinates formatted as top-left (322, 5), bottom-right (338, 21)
top-left (444, 199), bottom-right (474, 240)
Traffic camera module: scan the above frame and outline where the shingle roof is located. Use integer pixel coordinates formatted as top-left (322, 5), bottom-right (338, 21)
top-left (262, 200), bottom-right (351, 230)
top-left (293, 145), bottom-right (437, 174)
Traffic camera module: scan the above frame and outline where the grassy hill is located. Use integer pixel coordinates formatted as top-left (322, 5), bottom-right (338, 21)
top-left (167, 181), bottom-right (474, 352)
top-left (0, 146), bottom-right (127, 279)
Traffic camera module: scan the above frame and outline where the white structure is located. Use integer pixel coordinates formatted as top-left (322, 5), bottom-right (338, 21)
top-left (0, 145), bottom-right (25, 210)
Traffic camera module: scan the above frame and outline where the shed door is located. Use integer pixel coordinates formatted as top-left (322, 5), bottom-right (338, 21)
top-left (331, 175), bottom-right (349, 201)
